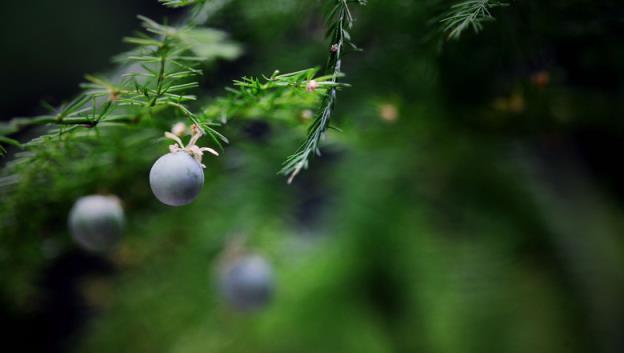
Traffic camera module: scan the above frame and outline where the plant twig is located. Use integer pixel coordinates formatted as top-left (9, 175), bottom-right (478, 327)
top-left (279, 0), bottom-right (367, 183)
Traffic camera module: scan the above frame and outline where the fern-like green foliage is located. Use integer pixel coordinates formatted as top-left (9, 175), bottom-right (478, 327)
top-left (0, 11), bottom-right (239, 148)
top-left (440, 0), bottom-right (508, 40)
top-left (0, 0), bottom-right (366, 182)
top-left (203, 68), bottom-right (345, 123)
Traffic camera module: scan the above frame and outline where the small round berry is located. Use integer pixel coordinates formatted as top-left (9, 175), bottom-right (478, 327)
top-left (219, 255), bottom-right (275, 311)
top-left (149, 152), bottom-right (204, 206)
top-left (68, 195), bottom-right (124, 252)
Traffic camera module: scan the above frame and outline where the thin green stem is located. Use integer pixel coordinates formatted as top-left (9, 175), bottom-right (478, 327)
top-left (151, 54), bottom-right (168, 107)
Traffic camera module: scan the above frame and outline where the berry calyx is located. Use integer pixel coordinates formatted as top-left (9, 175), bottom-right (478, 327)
top-left (165, 124), bottom-right (218, 168)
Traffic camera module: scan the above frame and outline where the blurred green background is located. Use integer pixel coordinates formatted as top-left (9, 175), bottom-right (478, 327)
top-left (2, 1), bottom-right (624, 353)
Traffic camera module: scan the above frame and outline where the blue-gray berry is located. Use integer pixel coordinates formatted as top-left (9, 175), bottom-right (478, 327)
top-left (150, 152), bottom-right (204, 206)
top-left (68, 195), bottom-right (124, 252)
top-left (220, 255), bottom-right (275, 311)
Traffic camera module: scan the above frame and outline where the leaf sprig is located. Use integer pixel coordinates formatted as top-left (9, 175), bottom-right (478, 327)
top-left (279, 0), bottom-right (367, 183)
top-left (440, 0), bottom-right (508, 40)
top-left (202, 68), bottom-right (346, 124)
top-left (158, 0), bottom-right (206, 8)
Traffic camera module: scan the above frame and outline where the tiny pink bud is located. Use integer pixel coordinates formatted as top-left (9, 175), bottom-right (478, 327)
top-left (306, 80), bottom-right (319, 92)
top-left (171, 122), bottom-right (187, 137)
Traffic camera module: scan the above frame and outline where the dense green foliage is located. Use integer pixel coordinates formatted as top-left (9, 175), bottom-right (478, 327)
top-left (2, 0), bottom-right (624, 352)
